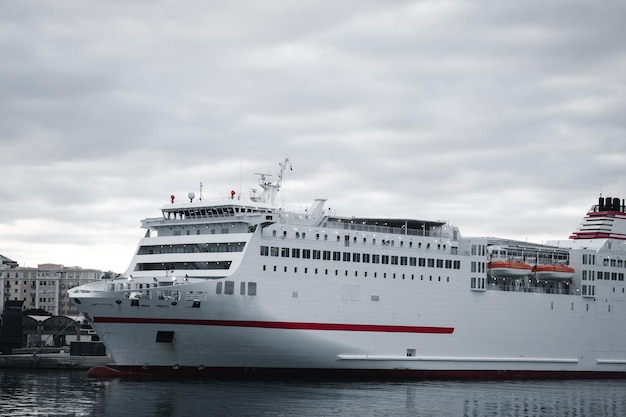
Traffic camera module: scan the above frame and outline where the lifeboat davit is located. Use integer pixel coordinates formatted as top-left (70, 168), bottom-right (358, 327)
top-left (488, 261), bottom-right (532, 278)
top-left (533, 264), bottom-right (575, 281)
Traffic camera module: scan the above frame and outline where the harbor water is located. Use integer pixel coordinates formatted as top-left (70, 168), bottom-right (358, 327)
top-left (1, 369), bottom-right (626, 416)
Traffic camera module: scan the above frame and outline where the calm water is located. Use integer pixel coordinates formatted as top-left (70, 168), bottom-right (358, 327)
top-left (1, 369), bottom-right (626, 416)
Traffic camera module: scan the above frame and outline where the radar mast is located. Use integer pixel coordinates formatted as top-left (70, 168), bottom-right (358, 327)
top-left (250, 158), bottom-right (291, 204)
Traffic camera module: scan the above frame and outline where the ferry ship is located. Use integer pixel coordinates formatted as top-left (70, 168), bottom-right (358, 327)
top-left (69, 159), bottom-right (626, 378)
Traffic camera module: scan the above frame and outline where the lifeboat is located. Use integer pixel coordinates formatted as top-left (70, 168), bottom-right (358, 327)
top-left (533, 264), bottom-right (575, 281)
top-left (488, 261), bottom-right (532, 278)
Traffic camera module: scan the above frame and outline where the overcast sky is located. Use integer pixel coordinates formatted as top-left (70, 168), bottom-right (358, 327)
top-left (1, 0), bottom-right (625, 273)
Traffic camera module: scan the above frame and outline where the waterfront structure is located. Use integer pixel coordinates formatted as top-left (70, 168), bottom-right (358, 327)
top-left (1, 261), bottom-right (108, 316)
top-left (70, 159), bottom-right (626, 378)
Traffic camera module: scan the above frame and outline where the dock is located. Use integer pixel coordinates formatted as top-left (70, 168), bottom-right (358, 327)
top-left (0, 352), bottom-right (113, 370)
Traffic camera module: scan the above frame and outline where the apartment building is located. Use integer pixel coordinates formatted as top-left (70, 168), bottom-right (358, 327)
top-left (1, 256), bottom-right (112, 316)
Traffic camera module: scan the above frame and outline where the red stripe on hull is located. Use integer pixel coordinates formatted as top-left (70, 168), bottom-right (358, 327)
top-left (88, 365), bottom-right (626, 380)
top-left (92, 317), bottom-right (454, 334)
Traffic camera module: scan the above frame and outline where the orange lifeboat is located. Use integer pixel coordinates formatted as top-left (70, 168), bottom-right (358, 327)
top-left (533, 264), bottom-right (575, 281)
top-left (488, 261), bottom-right (532, 278)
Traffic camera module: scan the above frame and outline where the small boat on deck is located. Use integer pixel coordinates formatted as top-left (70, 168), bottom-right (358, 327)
top-left (533, 264), bottom-right (575, 281)
top-left (487, 261), bottom-right (532, 278)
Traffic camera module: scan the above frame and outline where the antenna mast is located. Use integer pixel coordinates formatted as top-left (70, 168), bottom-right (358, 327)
top-left (250, 157), bottom-right (291, 204)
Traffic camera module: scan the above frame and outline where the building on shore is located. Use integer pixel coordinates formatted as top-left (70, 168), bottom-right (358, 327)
top-left (0, 255), bottom-right (115, 316)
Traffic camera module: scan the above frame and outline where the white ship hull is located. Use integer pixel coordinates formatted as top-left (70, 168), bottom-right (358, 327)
top-left (68, 165), bottom-right (626, 378)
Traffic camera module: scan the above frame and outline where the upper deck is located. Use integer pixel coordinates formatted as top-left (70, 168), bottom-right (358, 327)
top-left (570, 196), bottom-right (626, 240)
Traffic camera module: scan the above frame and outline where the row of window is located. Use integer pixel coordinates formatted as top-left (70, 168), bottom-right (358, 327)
top-left (262, 264), bottom-right (451, 282)
top-left (137, 242), bottom-right (246, 255)
top-left (259, 246), bottom-right (462, 270)
top-left (134, 261), bottom-right (232, 271)
top-left (172, 228), bottom-right (231, 236)
top-left (215, 281), bottom-right (257, 296)
top-left (3, 280), bottom-right (56, 286)
top-left (582, 270), bottom-right (626, 281)
top-left (582, 253), bottom-right (626, 268)
top-left (271, 229), bottom-right (451, 251)
top-left (470, 277), bottom-right (486, 290)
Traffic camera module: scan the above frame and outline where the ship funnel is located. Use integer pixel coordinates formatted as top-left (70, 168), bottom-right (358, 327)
top-left (599, 196), bottom-right (605, 211)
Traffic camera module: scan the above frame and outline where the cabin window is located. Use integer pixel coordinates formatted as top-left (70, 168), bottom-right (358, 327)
top-left (292, 248), bottom-right (300, 258)
top-left (382, 255), bottom-right (389, 264)
top-left (216, 282), bottom-right (223, 294)
top-left (470, 277), bottom-right (486, 291)
top-left (248, 282), bottom-right (257, 296)
top-left (224, 281), bottom-right (235, 295)
top-left (240, 282), bottom-right (246, 295)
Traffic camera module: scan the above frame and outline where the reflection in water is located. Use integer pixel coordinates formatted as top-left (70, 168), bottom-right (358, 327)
top-left (1, 370), bottom-right (626, 417)
top-left (0, 369), bottom-right (103, 416)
